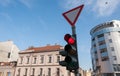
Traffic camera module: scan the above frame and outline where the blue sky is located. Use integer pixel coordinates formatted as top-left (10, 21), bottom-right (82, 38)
top-left (0, 0), bottom-right (120, 70)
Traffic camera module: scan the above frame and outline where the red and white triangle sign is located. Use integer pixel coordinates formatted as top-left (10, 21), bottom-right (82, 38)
top-left (63, 4), bottom-right (84, 26)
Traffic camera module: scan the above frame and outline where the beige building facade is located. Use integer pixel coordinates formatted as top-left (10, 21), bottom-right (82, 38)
top-left (15, 45), bottom-right (76, 76)
top-left (0, 61), bottom-right (17, 76)
top-left (14, 44), bottom-right (92, 76)
top-left (0, 40), bottom-right (20, 62)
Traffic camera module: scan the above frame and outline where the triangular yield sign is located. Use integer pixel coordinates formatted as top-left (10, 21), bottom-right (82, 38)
top-left (63, 4), bottom-right (84, 26)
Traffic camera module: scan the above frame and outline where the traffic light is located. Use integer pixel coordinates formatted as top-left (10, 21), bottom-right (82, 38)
top-left (59, 34), bottom-right (79, 71)
top-left (64, 34), bottom-right (79, 71)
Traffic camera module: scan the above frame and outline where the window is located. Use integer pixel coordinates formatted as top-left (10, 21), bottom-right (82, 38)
top-left (118, 64), bottom-right (120, 71)
top-left (98, 40), bottom-right (106, 45)
top-left (109, 39), bottom-right (112, 43)
top-left (100, 48), bottom-right (107, 53)
top-left (92, 38), bottom-right (95, 41)
top-left (111, 47), bottom-right (115, 51)
top-left (39, 68), bottom-right (43, 76)
top-left (56, 68), bottom-right (60, 76)
top-left (18, 68), bottom-right (21, 76)
top-left (107, 32), bottom-right (111, 35)
top-left (113, 64), bottom-right (120, 71)
top-left (101, 56), bottom-right (109, 61)
top-left (57, 55), bottom-right (60, 63)
top-left (97, 34), bottom-right (104, 38)
top-left (101, 51), bottom-right (108, 57)
top-left (113, 64), bottom-right (117, 71)
top-left (34, 57), bottom-right (37, 64)
top-left (48, 68), bottom-right (51, 76)
top-left (27, 57), bottom-right (29, 64)
top-left (48, 55), bottom-right (52, 63)
top-left (8, 52), bottom-right (11, 58)
top-left (25, 68), bottom-right (28, 76)
top-left (93, 44), bottom-right (96, 47)
top-left (32, 68), bottom-right (35, 75)
top-left (94, 50), bottom-right (97, 54)
top-left (20, 57), bottom-right (23, 64)
top-left (113, 56), bottom-right (117, 60)
top-left (95, 54), bottom-right (98, 61)
top-left (40, 55), bottom-right (44, 63)
top-left (101, 51), bottom-right (109, 61)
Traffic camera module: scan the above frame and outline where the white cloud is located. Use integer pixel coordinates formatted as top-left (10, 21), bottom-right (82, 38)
top-left (62, 0), bottom-right (82, 9)
top-left (85, 0), bottom-right (93, 5)
top-left (0, 12), bottom-right (12, 22)
top-left (38, 17), bottom-right (48, 31)
top-left (78, 45), bottom-right (90, 53)
top-left (0, 0), bottom-right (13, 6)
top-left (61, 0), bottom-right (120, 17)
top-left (0, 0), bottom-right (34, 8)
top-left (93, 0), bottom-right (120, 17)
top-left (19, 0), bottom-right (33, 8)
top-left (61, 0), bottom-right (93, 9)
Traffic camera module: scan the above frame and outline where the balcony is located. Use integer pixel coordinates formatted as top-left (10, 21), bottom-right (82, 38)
top-left (99, 44), bottom-right (106, 49)
top-left (101, 56), bottom-right (109, 61)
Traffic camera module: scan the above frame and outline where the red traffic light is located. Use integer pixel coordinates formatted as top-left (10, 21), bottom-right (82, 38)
top-left (64, 34), bottom-right (75, 45)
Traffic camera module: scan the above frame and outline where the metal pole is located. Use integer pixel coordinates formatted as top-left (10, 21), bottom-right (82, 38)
top-left (71, 26), bottom-right (80, 76)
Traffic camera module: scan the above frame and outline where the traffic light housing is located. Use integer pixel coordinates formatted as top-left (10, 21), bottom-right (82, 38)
top-left (59, 34), bottom-right (79, 71)
top-left (59, 50), bottom-right (67, 66)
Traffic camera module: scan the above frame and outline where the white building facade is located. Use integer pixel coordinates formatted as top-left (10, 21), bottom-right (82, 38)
top-left (90, 20), bottom-right (120, 76)
top-left (14, 45), bottom-right (76, 76)
top-left (0, 40), bottom-right (20, 62)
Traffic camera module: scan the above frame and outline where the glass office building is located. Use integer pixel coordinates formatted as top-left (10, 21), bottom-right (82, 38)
top-left (90, 20), bottom-right (120, 76)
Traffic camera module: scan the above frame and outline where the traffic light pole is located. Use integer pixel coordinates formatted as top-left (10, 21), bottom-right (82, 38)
top-left (71, 26), bottom-right (80, 76)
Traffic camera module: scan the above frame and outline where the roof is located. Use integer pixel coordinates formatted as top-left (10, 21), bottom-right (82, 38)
top-left (19, 45), bottom-right (64, 54)
top-left (90, 20), bottom-right (120, 35)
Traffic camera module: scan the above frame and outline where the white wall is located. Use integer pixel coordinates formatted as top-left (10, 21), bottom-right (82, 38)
top-left (0, 41), bottom-right (20, 62)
